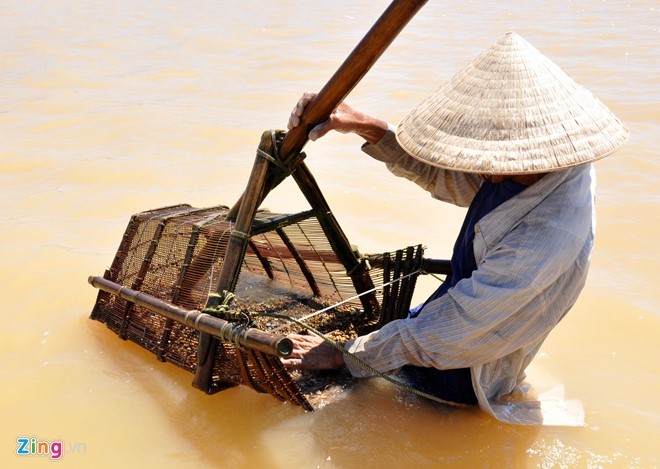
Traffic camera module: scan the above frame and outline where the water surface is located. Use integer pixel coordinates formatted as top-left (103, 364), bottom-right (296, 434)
top-left (1, 1), bottom-right (659, 467)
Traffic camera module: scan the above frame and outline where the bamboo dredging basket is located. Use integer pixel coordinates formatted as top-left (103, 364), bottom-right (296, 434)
top-left (88, 0), bottom-right (437, 410)
top-left (89, 200), bottom-right (432, 409)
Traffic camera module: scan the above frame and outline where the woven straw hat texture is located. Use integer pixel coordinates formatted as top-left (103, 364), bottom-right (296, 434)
top-left (396, 32), bottom-right (629, 174)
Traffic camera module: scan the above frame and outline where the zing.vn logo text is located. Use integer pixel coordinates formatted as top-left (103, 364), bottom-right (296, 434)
top-left (16, 437), bottom-right (64, 460)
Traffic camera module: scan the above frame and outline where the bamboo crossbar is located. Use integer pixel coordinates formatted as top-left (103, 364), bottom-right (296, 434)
top-left (88, 276), bottom-right (293, 358)
top-left (421, 258), bottom-right (452, 275)
top-left (250, 209), bottom-right (321, 236)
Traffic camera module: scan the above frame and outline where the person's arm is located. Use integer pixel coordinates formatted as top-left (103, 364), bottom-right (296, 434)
top-left (343, 176), bottom-right (595, 377)
top-left (288, 92), bottom-right (480, 206)
top-left (282, 196), bottom-right (590, 375)
top-left (288, 92), bottom-right (388, 144)
top-left (361, 125), bottom-right (480, 207)
top-left (281, 212), bottom-right (580, 374)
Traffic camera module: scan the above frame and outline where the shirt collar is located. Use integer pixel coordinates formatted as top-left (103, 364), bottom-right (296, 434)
top-left (476, 165), bottom-right (590, 249)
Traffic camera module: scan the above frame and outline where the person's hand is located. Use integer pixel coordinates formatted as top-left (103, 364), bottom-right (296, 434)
top-left (280, 333), bottom-right (345, 370)
top-left (287, 92), bottom-right (388, 144)
top-left (287, 92), bottom-right (316, 132)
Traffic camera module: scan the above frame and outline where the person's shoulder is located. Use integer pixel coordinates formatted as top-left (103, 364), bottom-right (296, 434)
top-left (542, 163), bottom-right (595, 199)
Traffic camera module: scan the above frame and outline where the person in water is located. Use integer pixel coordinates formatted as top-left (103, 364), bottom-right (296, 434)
top-left (281, 32), bottom-right (628, 424)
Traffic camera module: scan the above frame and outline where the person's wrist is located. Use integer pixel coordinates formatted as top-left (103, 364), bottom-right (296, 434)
top-left (332, 345), bottom-right (346, 369)
top-left (355, 116), bottom-right (388, 144)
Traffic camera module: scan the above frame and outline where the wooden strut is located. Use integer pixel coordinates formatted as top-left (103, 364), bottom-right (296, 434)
top-left (192, 131), bottom-right (275, 392)
top-left (291, 162), bottom-right (381, 321)
top-left (193, 0), bottom-right (428, 393)
top-left (275, 227), bottom-right (322, 296)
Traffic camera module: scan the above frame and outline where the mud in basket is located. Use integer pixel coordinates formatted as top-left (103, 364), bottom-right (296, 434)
top-left (89, 203), bottom-right (434, 410)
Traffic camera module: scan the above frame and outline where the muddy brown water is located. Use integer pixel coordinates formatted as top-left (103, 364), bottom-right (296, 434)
top-left (2, 1), bottom-right (658, 467)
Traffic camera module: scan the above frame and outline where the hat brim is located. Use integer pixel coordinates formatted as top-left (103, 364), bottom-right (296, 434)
top-left (396, 32), bottom-right (630, 174)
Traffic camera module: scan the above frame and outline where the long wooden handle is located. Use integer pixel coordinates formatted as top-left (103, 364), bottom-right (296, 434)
top-left (279, 0), bottom-right (427, 162)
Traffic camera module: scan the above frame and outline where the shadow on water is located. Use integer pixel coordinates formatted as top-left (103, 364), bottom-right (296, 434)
top-left (288, 381), bottom-right (542, 468)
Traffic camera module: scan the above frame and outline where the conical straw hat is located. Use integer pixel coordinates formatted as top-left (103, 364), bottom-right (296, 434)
top-left (396, 32), bottom-right (629, 174)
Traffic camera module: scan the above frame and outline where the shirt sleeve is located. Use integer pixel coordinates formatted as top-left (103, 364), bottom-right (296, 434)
top-left (344, 188), bottom-right (593, 377)
top-left (361, 124), bottom-right (481, 207)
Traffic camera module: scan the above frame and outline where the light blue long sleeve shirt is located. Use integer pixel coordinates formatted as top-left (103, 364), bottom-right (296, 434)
top-left (345, 127), bottom-right (594, 424)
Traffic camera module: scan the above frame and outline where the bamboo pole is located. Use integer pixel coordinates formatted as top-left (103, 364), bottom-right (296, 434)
top-left (421, 258), bottom-right (452, 275)
top-left (214, 131), bottom-right (273, 295)
top-left (225, 0), bottom-right (428, 318)
top-left (88, 276), bottom-right (293, 358)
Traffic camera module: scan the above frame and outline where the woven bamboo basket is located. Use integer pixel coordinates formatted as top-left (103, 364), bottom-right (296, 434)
top-left (90, 202), bottom-right (433, 409)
